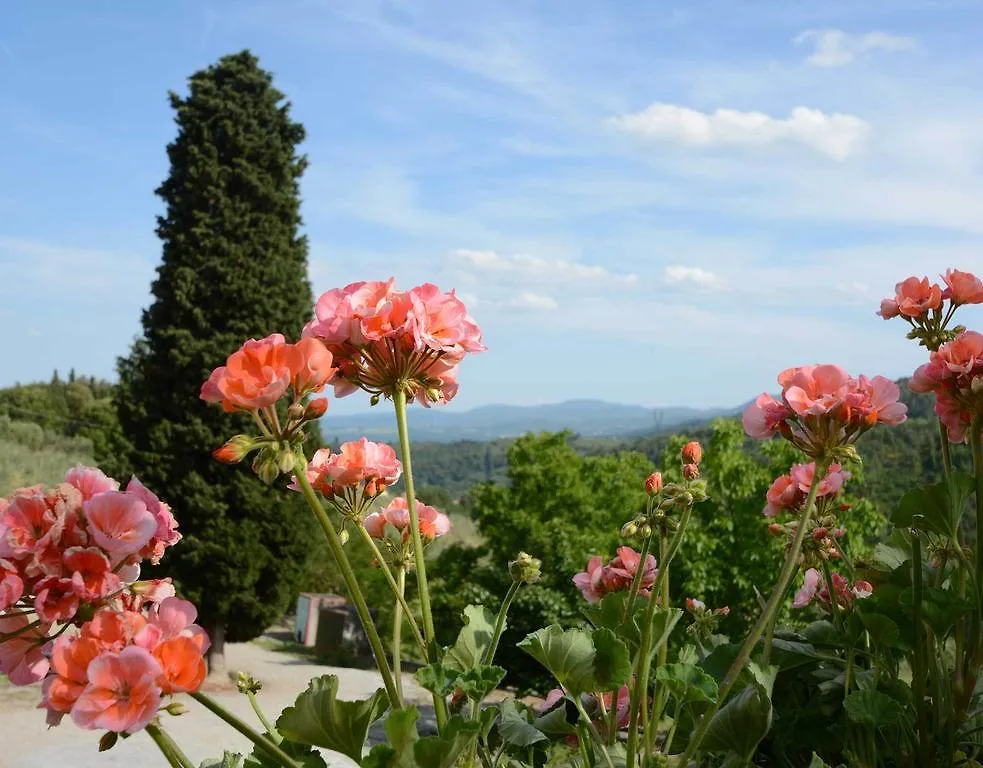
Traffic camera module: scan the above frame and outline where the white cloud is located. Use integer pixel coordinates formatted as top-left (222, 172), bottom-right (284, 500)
top-left (796, 29), bottom-right (916, 68)
top-left (664, 265), bottom-right (720, 286)
top-left (503, 292), bottom-right (559, 311)
top-left (452, 248), bottom-right (638, 285)
top-left (608, 103), bottom-right (870, 160)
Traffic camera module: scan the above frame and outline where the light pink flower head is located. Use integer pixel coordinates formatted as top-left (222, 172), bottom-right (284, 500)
top-left (200, 333), bottom-right (295, 412)
top-left (742, 393), bottom-right (792, 440)
top-left (573, 555), bottom-right (607, 603)
top-left (892, 276), bottom-right (943, 319)
top-left (764, 474), bottom-right (800, 518)
top-left (64, 466), bottom-right (119, 501)
top-left (793, 569), bottom-right (822, 609)
top-left (71, 646), bottom-right (162, 733)
top-left (82, 492), bottom-right (157, 564)
top-left (876, 298), bottom-right (900, 320)
top-left (409, 283), bottom-right (486, 357)
top-left (779, 365), bottom-right (851, 418)
top-left (65, 546), bottom-right (121, 602)
top-left (942, 268), bottom-right (983, 306)
top-left (316, 439), bottom-right (402, 495)
top-left (125, 478), bottom-right (181, 565)
top-left (0, 558), bottom-right (24, 611)
top-left (605, 547), bottom-right (658, 596)
top-left (2, 491), bottom-right (63, 558)
top-left (847, 375), bottom-right (908, 426)
top-left (0, 614), bottom-right (51, 685)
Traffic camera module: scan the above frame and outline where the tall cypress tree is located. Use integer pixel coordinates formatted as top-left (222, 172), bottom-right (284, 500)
top-left (113, 51), bottom-right (318, 670)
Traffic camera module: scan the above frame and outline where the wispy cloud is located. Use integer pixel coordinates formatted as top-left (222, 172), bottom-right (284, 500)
top-left (664, 265), bottom-right (721, 287)
top-left (608, 103), bottom-right (870, 160)
top-left (452, 248), bottom-right (638, 285)
top-left (796, 29), bottom-right (916, 68)
top-left (502, 292), bottom-right (559, 311)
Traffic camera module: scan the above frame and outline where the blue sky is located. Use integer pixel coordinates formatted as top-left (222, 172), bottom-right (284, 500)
top-left (2, 0), bottom-right (983, 415)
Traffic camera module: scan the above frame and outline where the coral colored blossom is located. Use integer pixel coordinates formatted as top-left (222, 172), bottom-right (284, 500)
top-left (64, 547), bottom-right (120, 602)
top-left (942, 268), bottom-right (983, 306)
top-left (71, 646), bottom-right (163, 734)
top-left (42, 636), bottom-right (103, 721)
top-left (64, 466), bottom-right (119, 501)
top-left (573, 547), bottom-right (657, 603)
top-left (911, 331), bottom-right (983, 442)
top-left (644, 472), bottom-right (663, 495)
top-left (2, 493), bottom-right (63, 558)
top-left (742, 394), bottom-right (792, 440)
top-left (125, 478), bottom-right (181, 565)
top-left (681, 441), bottom-right (703, 465)
top-left (364, 497), bottom-right (451, 542)
top-left (763, 463), bottom-right (850, 517)
top-left (572, 556), bottom-right (607, 603)
top-left (793, 568), bottom-right (873, 611)
top-left (894, 276), bottom-right (944, 318)
top-left (0, 557), bottom-right (24, 611)
top-left (200, 333), bottom-right (296, 412)
top-left (296, 440), bottom-right (402, 497)
top-left (153, 636), bottom-right (207, 694)
top-left (290, 337), bottom-right (337, 396)
top-left (34, 576), bottom-right (81, 623)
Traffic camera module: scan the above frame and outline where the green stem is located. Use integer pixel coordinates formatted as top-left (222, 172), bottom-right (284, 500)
top-left (191, 692), bottom-right (303, 768)
top-left (145, 722), bottom-right (195, 768)
top-left (661, 699), bottom-right (684, 755)
top-left (647, 531), bottom-right (671, 758)
top-left (353, 524), bottom-right (428, 657)
top-left (483, 580), bottom-right (520, 667)
top-left (971, 415), bottom-right (983, 599)
top-left (626, 505), bottom-right (694, 768)
top-left (246, 691), bottom-right (280, 741)
top-left (394, 568), bottom-right (405, 702)
top-left (605, 687), bottom-right (619, 746)
top-left (939, 417), bottom-right (954, 480)
top-left (680, 462), bottom-right (828, 765)
top-left (762, 578), bottom-right (797, 667)
top-left (393, 387), bottom-right (449, 729)
top-left (573, 696), bottom-right (616, 768)
top-left (820, 559), bottom-right (843, 631)
top-left (624, 518), bottom-right (653, 619)
top-left (911, 524), bottom-right (932, 768)
top-left (292, 464), bottom-right (402, 708)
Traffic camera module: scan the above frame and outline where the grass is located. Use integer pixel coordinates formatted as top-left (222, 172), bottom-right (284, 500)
top-left (0, 437), bottom-right (93, 496)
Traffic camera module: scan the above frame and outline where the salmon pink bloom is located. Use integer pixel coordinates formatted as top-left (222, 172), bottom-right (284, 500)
top-left (35, 576), bottom-right (81, 623)
top-left (0, 614), bottom-right (50, 685)
top-left (0, 558), bottom-right (23, 611)
top-left (64, 466), bottom-right (118, 501)
top-left (605, 547), bottom-right (658, 596)
top-left (139, 597), bottom-right (210, 653)
top-left (780, 365), bottom-right (851, 417)
top-left (200, 333), bottom-right (296, 412)
top-left (83, 492), bottom-right (157, 564)
top-left (362, 511), bottom-right (387, 539)
top-left (82, 609), bottom-right (148, 653)
top-left (893, 276), bottom-right (943, 318)
top-left (409, 283), bottom-right (486, 356)
top-left (911, 331), bottom-right (983, 442)
top-left (418, 505), bottom-right (452, 540)
top-left (125, 478), bottom-right (181, 565)
top-left (153, 636), bottom-right (207, 694)
top-left (846, 376), bottom-right (908, 425)
top-left (876, 298), bottom-right (900, 319)
top-left (365, 497), bottom-right (451, 542)
top-left (942, 268), bottom-right (983, 306)
top-left (290, 337), bottom-right (337, 396)
top-left (42, 635), bottom-right (102, 720)
top-left (764, 463), bottom-right (850, 517)
top-left (681, 441), bottom-right (702, 465)
top-left (793, 568), bottom-right (873, 611)
top-left (742, 394), bottom-right (792, 440)
top-left (71, 646), bottom-right (163, 733)
top-left (2, 492), bottom-right (63, 557)
top-left (297, 440), bottom-right (402, 499)
top-left (64, 547), bottom-right (120, 601)
top-left (644, 472), bottom-right (663, 495)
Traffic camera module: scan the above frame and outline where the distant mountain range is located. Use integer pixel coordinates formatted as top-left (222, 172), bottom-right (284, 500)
top-left (321, 399), bottom-right (740, 443)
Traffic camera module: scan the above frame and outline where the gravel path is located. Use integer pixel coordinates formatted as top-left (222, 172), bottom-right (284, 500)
top-left (0, 635), bottom-right (435, 768)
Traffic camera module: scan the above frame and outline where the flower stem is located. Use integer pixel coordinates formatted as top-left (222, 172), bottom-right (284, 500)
top-left (353, 525), bottom-right (428, 657)
top-left (145, 722), bottom-right (195, 768)
top-left (246, 690), bottom-right (280, 742)
top-left (573, 696), bottom-right (616, 768)
top-left (820, 559), bottom-right (843, 631)
top-left (191, 692), bottom-right (303, 768)
top-left (392, 387), bottom-right (448, 729)
top-left (970, 415), bottom-right (983, 600)
top-left (394, 567), bottom-right (405, 702)
top-left (911, 523), bottom-right (932, 768)
top-left (939, 418), bottom-right (953, 480)
top-left (625, 504), bottom-right (694, 768)
top-left (482, 579), bottom-right (520, 667)
top-left (679, 462), bottom-right (828, 766)
top-left (293, 463), bottom-right (402, 709)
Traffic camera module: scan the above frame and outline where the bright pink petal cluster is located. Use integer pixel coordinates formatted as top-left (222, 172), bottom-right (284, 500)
top-left (0, 468), bottom-right (181, 637)
top-left (302, 279), bottom-right (484, 406)
top-left (792, 568), bottom-right (873, 611)
top-left (363, 497), bottom-right (451, 542)
top-left (573, 547), bottom-right (658, 604)
top-left (911, 330), bottom-right (983, 442)
top-left (743, 364), bottom-right (906, 456)
top-left (41, 596), bottom-right (208, 733)
top-left (941, 269), bottom-right (983, 307)
top-left (292, 440), bottom-right (402, 499)
top-left (201, 333), bottom-right (336, 412)
top-left (763, 462), bottom-right (851, 517)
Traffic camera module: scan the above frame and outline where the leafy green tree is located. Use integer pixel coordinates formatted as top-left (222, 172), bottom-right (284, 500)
top-left (109, 50), bottom-right (318, 671)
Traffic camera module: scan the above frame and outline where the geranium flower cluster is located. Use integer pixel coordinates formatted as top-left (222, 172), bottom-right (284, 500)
top-left (364, 497), bottom-right (451, 543)
top-left (878, 269), bottom-right (983, 351)
top-left (0, 467), bottom-right (180, 631)
top-left (542, 684), bottom-right (631, 744)
top-left (573, 547), bottom-right (658, 604)
top-left (743, 364), bottom-right (907, 459)
top-left (763, 462), bottom-right (850, 518)
top-left (792, 568), bottom-right (872, 612)
top-left (41, 596), bottom-right (208, 734)
top-left (685, 597), bottom-right (730, 641)
top-left (302, 279), bottom-right (485, 406)
top-left (911, 331), bottom-right (983, 443)
top-left (290, 439), bottom-right (402, 517)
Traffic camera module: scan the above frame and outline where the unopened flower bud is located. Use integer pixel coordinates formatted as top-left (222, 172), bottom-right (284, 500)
top-left (370, 394), bottom-right (381, 407)
top-left (509, 552), bottom-right (542, 584)
top-left (287, 402), bottom-right (306, 421)
top-left (834, 528), bottom-right (846, 538)
top-left (98, 732), bottom-right (119, 752)
top-left (767, 523), bottom-right (785, 537)
top-left (714, 606), bottom-right (730, 618)
top-left (163, 702), bottom-right (189, 716)
top-left (237, 672), bottom-right (263, 695)
top-left (681, 441), bottom-right (703, 466)
top-left (812, 527), bottom-right (828, 541)
top-left (253, 454), bottom-right (279, 485)
top-left (305, 397), bottom-right (329, 420)
top-left (213, 435), bottom-right (256, 464)
top-left (339, 528), bottom-right (350, 546)
top-left (682, 464), bottom-right (700, 481)
top-left (621, 521), bottom-right (639, 538)
top-left (638, 523), bottom-right (652, 539)
top-left (426, 387), bottom-right (442, 404)
top-left (277, 448), bottom-right (296, 473)
top-left (685, 597), bottom-right (705, 614)
top-left (644, 472), bottom-right (663, 495)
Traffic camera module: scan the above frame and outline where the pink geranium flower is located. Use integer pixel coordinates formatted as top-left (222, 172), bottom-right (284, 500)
top-left (35, 576), bottom-right (81, 623)
top-left (125, 478), bottom-right (181, 565)
top-left (83, 492), bottom-right (157, 564)
top-left (893, 276), bottom-right (944, 318)
top-left (64, 547), bottom-right (120, 602)
top-left (64, 466), bottom-right (119, 501)
top-left (793, 568), bottom-right (873, 611)
top-left (2, 492), bottom-right (63, 558)
top-left (42, 636), bottom-right (103, 722)
top-left (573, 548), bottom-right (657, 603)
top-left (742, 393), bottom-right (793, 440)
top-left (71, 646), bottom-right (163, 734)
top-left (911, 331), bottom-right (983, 442)
top-left (200, 333), bottom-right (296, 412)
top-left (573, 555), bottom-right (607, 603)
top-left (0, 614), bottom-right (51, 685)
top-left (942, 268), bottom-right (983, 306)
top-left (299, 440), bottom-right (402, 497)
top-left (364, 497), bottom-right (451, 542)
top-left (0, 558), bottom-right (24, 611)
top-left (764, 463), bottom-right (850, 517)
